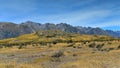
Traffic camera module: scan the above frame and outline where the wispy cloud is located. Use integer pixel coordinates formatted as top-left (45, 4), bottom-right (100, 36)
top-left (16, 8), bottom-right (112, 26)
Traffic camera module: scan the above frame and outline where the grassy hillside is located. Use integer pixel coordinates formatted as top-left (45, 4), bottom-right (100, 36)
top-left (0, 30), bottom-right (120, 68)
top-left (0, 30), bottom-right (118, 45)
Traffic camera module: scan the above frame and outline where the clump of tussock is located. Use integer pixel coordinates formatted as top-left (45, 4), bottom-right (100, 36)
top-left (67, 43), bottom-right (74, 47)
top-left (51, 50), bottom-right (64, 58)
top-left (117, 45), bottom-right (120, 49)
top-left (96, 43), bottom-right (104, 50)
top-left (51, 50), bottom-right (64, 62)
top-left (88, 43), bottom-right (96, 48)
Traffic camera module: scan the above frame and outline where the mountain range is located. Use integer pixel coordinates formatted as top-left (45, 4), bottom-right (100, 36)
top-left (0, 21), bottom-right (120, 39)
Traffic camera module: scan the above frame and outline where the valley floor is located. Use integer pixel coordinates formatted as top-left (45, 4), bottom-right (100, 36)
top-left (0, 41), bottom-right (120, 68)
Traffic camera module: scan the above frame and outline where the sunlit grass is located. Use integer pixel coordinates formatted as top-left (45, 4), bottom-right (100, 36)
top-left (0, 63), bottom-right (42, 68)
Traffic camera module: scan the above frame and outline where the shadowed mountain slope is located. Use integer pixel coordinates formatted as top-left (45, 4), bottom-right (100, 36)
top-left (0, 21), bottom-right (120, 39)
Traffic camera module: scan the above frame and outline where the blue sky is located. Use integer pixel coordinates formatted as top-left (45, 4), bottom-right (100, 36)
top-left (0, 0), bottom-right (120, 30)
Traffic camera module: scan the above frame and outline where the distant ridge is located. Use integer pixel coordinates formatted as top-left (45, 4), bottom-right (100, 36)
top-left (0, 21), bottom-right (120, 39)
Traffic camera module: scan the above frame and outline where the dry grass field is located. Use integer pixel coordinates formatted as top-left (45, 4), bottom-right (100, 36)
top-left (0, 41), bottom-right (120, 68)
top-left (0, 30), bottom-right (120, 68)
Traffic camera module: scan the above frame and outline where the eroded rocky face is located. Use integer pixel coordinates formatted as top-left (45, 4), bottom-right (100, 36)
top-left (0, 21), bottom-right (120, 39)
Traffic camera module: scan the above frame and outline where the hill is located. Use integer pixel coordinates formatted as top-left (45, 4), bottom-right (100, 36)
top-left (0, 30), bottom-right (117, 47)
